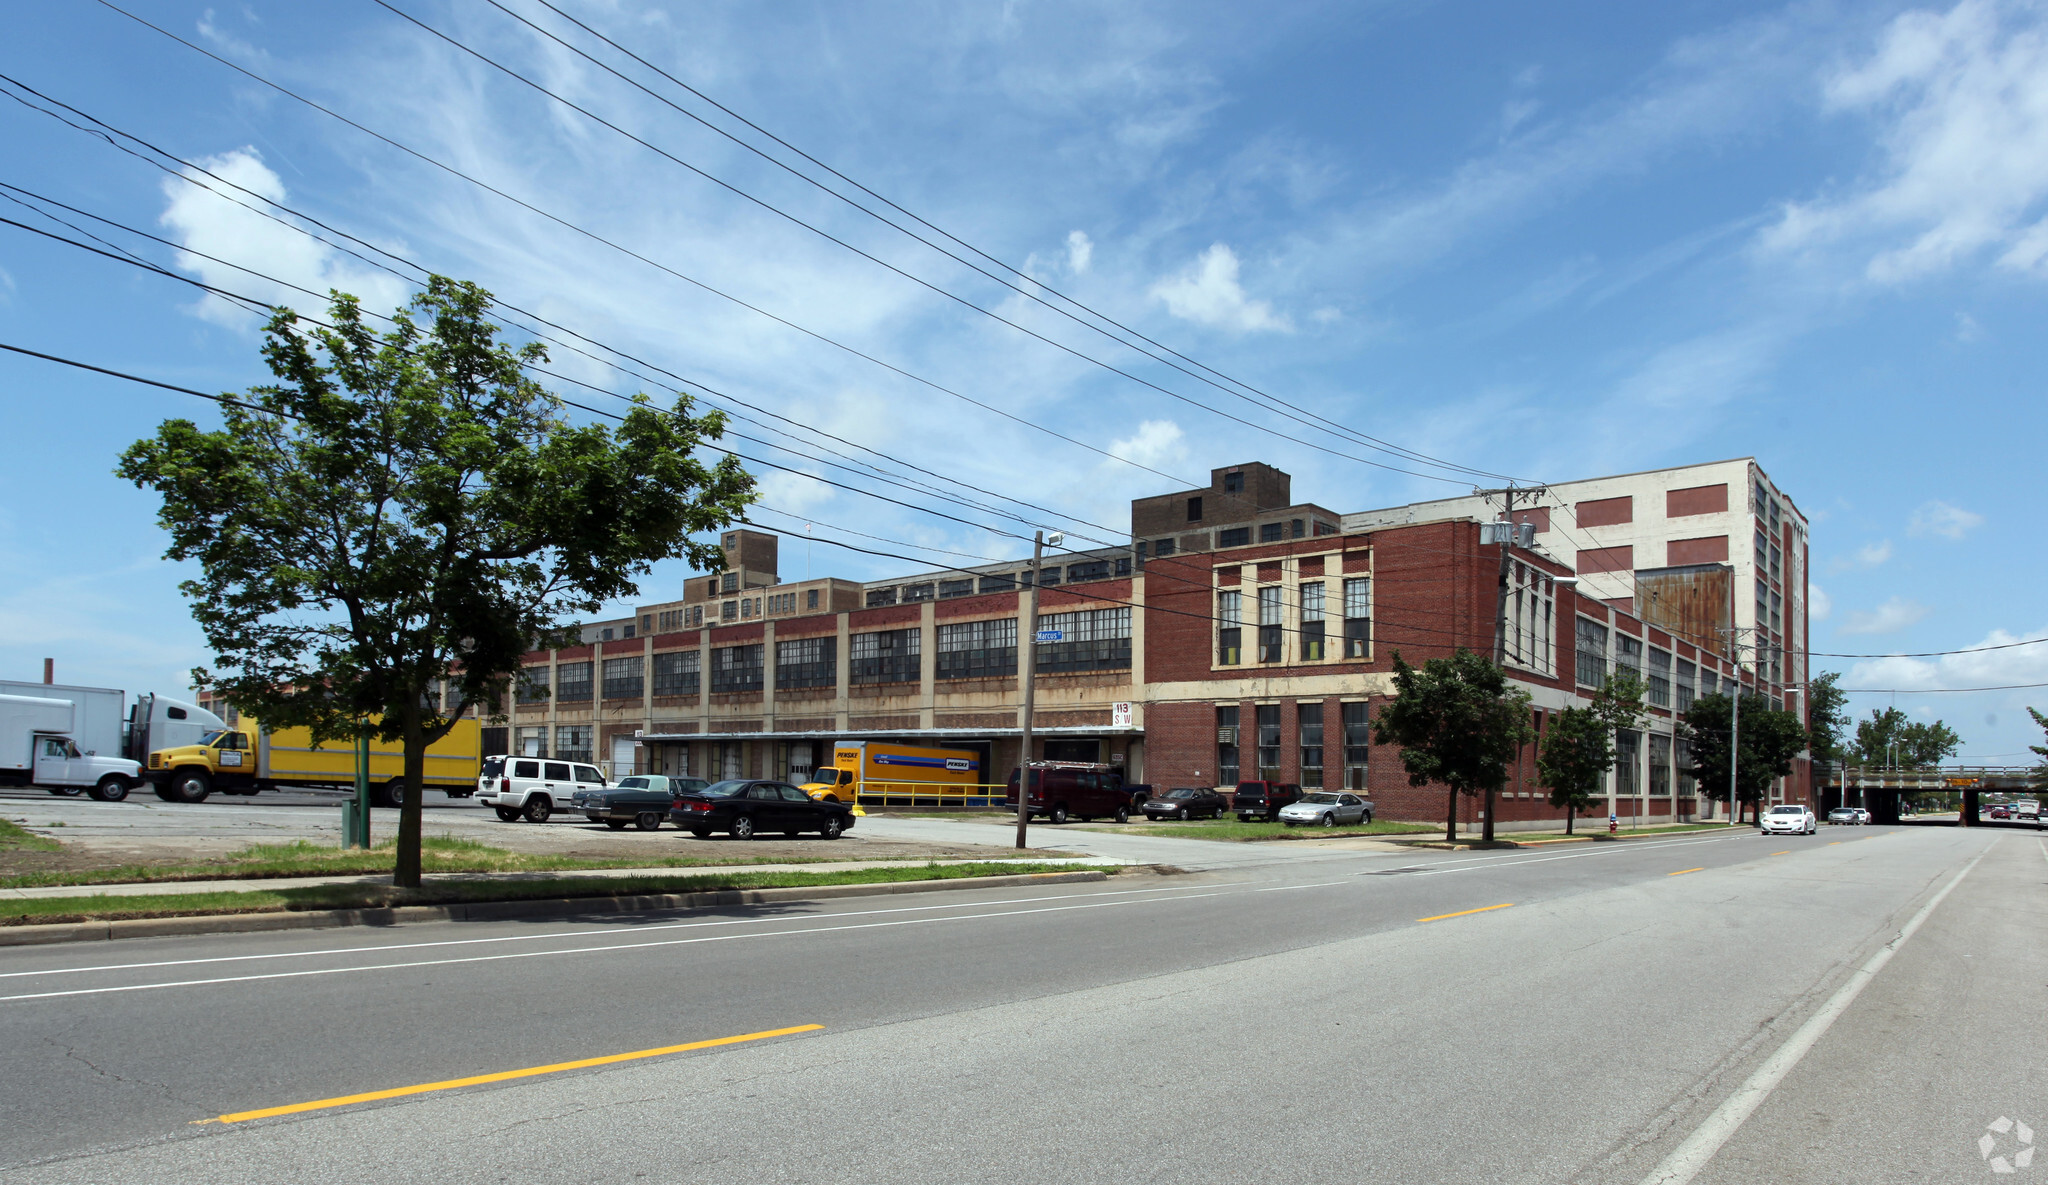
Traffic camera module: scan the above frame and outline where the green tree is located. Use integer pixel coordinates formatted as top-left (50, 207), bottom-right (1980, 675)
top-left (1536, 671), bottom-right (1647, 834)
top-left (118, 278), bottom-right (755, 887)
top-left (1680, 693), bottom-right (1808, 823)
top-left (1373, 649), bottom-right (1534, 843)
top-left (1850, 707), bottom-right (1961, 769)
top-left (1805, 671), bottom-right (1850, 768)
top-left (2027, 707), bottom-right (2048, 792)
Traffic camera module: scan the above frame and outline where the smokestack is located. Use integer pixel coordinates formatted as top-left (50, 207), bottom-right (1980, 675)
top-left (42, 658), bottom-right (53, 685)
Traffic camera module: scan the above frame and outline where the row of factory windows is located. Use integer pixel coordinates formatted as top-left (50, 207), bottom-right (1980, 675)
top-left (1573, 618), bottom-right (1739, 709)
top-left (862, 561), bottom-right (1132, 608)
top-left (1214, 577), bottom-right (1372, 666)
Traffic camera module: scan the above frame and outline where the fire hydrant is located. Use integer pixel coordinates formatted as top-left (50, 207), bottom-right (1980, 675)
top-left (1608, 813), bottom-right (1618, 835)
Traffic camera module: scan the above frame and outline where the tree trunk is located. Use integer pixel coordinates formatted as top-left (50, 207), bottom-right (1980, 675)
top-left (1444, 785), bottom-right (1458, 843)
top-left (395, 703), bottom-right (425, 888)
top-left (1482, 786), bottom-right (1496, 843)
top-left (1566, 804), bottom-right (1574, 835)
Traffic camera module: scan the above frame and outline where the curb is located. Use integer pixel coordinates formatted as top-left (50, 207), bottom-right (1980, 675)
top-left (0, 870), bottom-right (1110, 948)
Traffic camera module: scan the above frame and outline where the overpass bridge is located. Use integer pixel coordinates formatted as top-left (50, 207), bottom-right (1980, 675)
top-left (1819, 765), bottom-right (2037, 824)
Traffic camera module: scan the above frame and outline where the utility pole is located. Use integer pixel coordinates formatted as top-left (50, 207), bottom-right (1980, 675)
top-left (1476, 484), bottom-right (1543, 845)
top-left (1015, 530), bottom-right (1054, 849)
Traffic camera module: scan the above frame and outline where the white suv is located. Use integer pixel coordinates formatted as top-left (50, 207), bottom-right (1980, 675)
top-left (475, 755), bottom-right (606, 823)
top-left (1760, 804), bottom-right (1817, 835)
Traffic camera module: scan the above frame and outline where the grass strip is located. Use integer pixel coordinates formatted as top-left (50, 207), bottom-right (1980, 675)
top-left (0, 834), bottom-right (857, 889)
top-left (0, 818), bottom-right (62, 853)
top-left (1, 861), bottom-right (1107, 925)
top-left (1118, 818), bottom-right (1438, 842)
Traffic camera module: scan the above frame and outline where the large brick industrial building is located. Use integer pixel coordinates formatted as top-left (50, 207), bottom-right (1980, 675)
top-left (507, 458), bottom-right (1809, 830)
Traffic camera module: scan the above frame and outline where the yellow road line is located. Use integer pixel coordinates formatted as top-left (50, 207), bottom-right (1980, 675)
top-left (1772, 851), bottom-right (1790, 856)
top-left (1417, 903), bottom-right (1513, 923)
top-left (1669, 867), bottom-right (1705, 876)
top-left (197, 1024), bottom-right (824, 1125)
top-left (1828, 841), bottom-right (1841, 846)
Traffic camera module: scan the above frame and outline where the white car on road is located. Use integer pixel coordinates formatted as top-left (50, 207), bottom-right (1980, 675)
top-left (1760, 804), bottom-right (1818, 835)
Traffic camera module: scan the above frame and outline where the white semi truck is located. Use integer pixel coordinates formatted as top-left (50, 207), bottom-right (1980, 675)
top-left (0, 680), bottom-right (223, 800)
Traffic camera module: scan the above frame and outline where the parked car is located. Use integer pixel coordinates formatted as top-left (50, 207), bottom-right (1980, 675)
top-left (1140, 786), bottom-right (1227, 820)
top-left (576, 774), bottom-right (708, 830)
top-left (1852, 808), bottom-right (1872, 824)
top-left (1122, 782), bottom-right (1154, 809)
top-left (474, 755), bottom-right (607, 823)
top-left (1004, 764), bottom-right (1132, 824)
top-left (1760, 804), bottom-right (1818, 835)
top-left (1826, 807), bottom-right (1860, 825)
top-left (1279, 791), bottom-right (1374, 828)
top-left (668, 779), bottom-right (855, 839)
top-left (1232, 781), bottom-right (1303, 822)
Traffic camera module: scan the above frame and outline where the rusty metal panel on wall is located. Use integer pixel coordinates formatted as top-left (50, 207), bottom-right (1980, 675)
top-left (1634, 564), bottom-right (1732, 657)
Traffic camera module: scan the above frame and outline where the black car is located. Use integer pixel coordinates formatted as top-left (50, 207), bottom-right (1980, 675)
top-left (1122, 782), bottom-right (1154, 808)
top-left (669, 779), bottom-right (855, 840)
top-left (1141, 786), bottom-right (1227, 820)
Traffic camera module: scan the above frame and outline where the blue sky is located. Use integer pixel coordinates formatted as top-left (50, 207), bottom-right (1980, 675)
top-left (1, 0), bottom-right (2044, 761)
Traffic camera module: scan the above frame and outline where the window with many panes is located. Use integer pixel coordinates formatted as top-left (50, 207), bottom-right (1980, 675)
top-left (1505, 560), bottom-right (1555, 676)
top-left (1676, 737), bottom-right (1696, 797)
top-left (866, 588), bottom-right (897, 608)
top-left (653, 651), bottom-right (699, 696)
top-left (979, 574), bottom-right (1016, 593)
top-left (1257, 586), bottom-right (1284, 663)
top-left (937, 618), bottom-right (1016, 680)
top-left (1616, 635), bottom-right (1643, 683)
top-left (517, 665), bottom-right (549, 703)
top-left (1300, 581), bottom-right (1326, 660)
top-left (1037, 607), bottom-right (1131, 673)
top-left (1344, 577), bottom-right (1371, 658)
top-left (1649, 734), bottom-right (1672, 797)
top-left (776, 636), bottom-right (836, 689)
top-left (556, 662), bottom-right (593, 703)
top-left (1646, 648), bottom-right (1671, 708)
top-left (555, 725), bottom-right (593, 764)
top-left (1675, 659), bottom-right (1696, 712)
top-left (1217, 590), bottom-right (1242, 665)
top-left (1259, 522), bottom-right (1284, 543)
top-left (1700, 668), bottom-right (1719, 698)
top-left (1217, 705), bottom-right (1240, 784)
top-left (1615, 729), bottom-right (1640, 795)
top-left (1219, 527), bottom-right (1251, 547)
top-left (937, 579), bottom-right (974, 599)
top-left (711, 645), bottom-right (763, 694)
top-left (1256, 704), bottom-right (1282, 779)
top-left (1342, 702), bottom-right (1370, 790)
top-left (1299, 702), bottom-right (1324, 788)
top-left (850, 629), bottom-right (921, 685)
top-left (1576, 619), bottom-right (1608, 688)
top-left (602, 656), bottom-right (644, 700)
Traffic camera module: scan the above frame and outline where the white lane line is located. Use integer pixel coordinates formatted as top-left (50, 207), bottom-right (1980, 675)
top-left (0, 880), bottom-right (1241, 982)
top-left (0, 891), bottom-right (1229, 1003)
top-left (1638, 844), bottom-right (1991, 1185)
top-left (1254, 881), bottom-right (1353, 892)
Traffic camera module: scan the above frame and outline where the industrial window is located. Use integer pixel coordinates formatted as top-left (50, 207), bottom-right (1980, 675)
top-left (1615, 729), bottom-right (1641, 796)
top-left (1299, 581), bottom-right (1326, 661)
top-left (807, 589), bottom-right (820, 610)
top-left (1217, 705), bottom-right (1240, 785)
top-left (938, 579), bottom-right (974, 599)
top-left (601, 656), bottom-right (644, 700)
top-left (1769, 543), bottom-right (1782, 583)
top-left (1223, 471), bottom-right (1244, 493)
top-left (690, 605), bottom-right (704, 628)
top-left (902, 582), bottom-right (936, 603)
top-left (721, 600), bottom-right (737, 622)
top-left (1115, 557), bottom-right (1131, 576)
top-left (1314, 520), bottom-right (1337, 536)
top-left (1676, 737), bottom-right (1696, 797)
top-left (1700, 668), bottom-right (1719, 698)
top-left (1257, 585), bottom-right (1284, 664)
top-left (1134, 541), bottom-right (1149, 564)
top-left (1291, 519), bottom-right (1305, 539)
top-left (1256, 704), bottom-right (1282, 780)
top-left (1615, 635), bottom-right (1643, 684)
top-left (979, 573), bottom-right (1016, 594)
top-left (1219, 526), bottom-right (1251, 548)
top-left (1217, 590), bottom-right (1242, 666)
top-left (1036, 607), bottom-right (1132, 673)
top-left (1154, 537), bottom-right (1176, 558)
top-left (775, 636), bottom-right (836, 690)
top-left (1344, 577), bottom-right (1371, 659)
top-left (1259, 522), bottom-right (1284, 543)
top-left (554, 725), bottom-right (593, 764)
top-left (1299, 702), bottom-right (1324, 789)
top-left (517, 665), bottom-right (550, 704)
top-left (711, 645), bottom-right (763, 694)
top-left (1504, 561), bottom-right (1555, 676)
top-left (600, 628), bottom-right (613, 642)
top-left (937, 618), bottom-right (1017, 680)
top-left (1649, 734), bottom-right (1672, 797)
top-left (516, 726), bottom-right (548, 758)
top-left (866, 587), bottom-right (898, 608)
top-left (721, 572), bottom-right (739, 593)
top-left (1646, 648), bottom-right (1671, 709)
top-left (556, 662), bottom-right (592, 703)
top-left (1576, 619), bottom-right (1608, 688)
top-left (1037, 567), bottom-right (1061, 586)
top-left (1066, 560), bottom-right (1110, 583)
top-left (1188, 496), bottom-right (1203, 522)
top-left (850, 628), bottom-right (921, 685)
top-left (1342, 702), bottom-right (1370, 790)
top-left (1675, 659), bottom-right (1697, 712)
top-left (621, 624), bottom-right (634, 639)
top-left (652, 651), bottom-right (699, 696)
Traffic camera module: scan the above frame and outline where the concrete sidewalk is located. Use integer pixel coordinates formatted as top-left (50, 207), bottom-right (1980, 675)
top-left (0, 855), bottom-right (1126, 901)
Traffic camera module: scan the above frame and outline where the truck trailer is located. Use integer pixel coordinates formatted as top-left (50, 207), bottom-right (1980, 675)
top-left (0, 681), bottom-right (223, 769)
top-left (798, 740), bottom-right (987, 811)
top-left (0, 693), bottom-right (144, 799)
top-left (145, 717), bottom-right (483, 806)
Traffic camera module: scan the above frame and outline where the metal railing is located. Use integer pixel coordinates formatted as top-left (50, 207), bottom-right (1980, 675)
top-left (846, 780), bottom-right (1010, 809)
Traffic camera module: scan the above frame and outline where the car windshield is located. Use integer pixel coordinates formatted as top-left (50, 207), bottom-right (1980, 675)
top-left (1165, 789), bottom-right (1197, 799)
top-left (616, 777), bottom-right (648, 789)
top-left (699, 780), bottom-right (749, 798)
top-left (1769, 806), bottom-right (1803, 815)
top-left (1235, 783), bottom-right (1266, 795)
top-left (198, 730), bottom-right (229, 746)
top-left (1301, 793), bottom-right (1341, 804)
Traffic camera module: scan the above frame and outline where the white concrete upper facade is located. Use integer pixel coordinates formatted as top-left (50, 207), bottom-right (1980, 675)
top-left (1342, 458), bottom-right (1808, 692)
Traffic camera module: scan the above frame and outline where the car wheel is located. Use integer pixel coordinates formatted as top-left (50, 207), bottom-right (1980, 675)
top-left (636, 812), bottom-right (662, 831)
top-left (1362, 810), bottom-right (1373, 825)
top-left (523, 796), bottom-right (552, 824)
top-left (1178, 807), bottom-right (1190, 821)
top-left (1320, 813), bottom-right (1336, 828)
top-left (494, 807), bottom-right (521, 822)
top-left (821, 816), bottom-right (844, 840)
top-left (1114, 805), bottom-right (1129, 824)
top-left (732, 815), bottom-right (756, 840)
top-left (171, 771), bottom-right (211, 804)
top-left (89, 776), bottom-right (131, 803)
top-left (689, 828), bottom-right (712, 839)
top-left (605, 819), bottom-right (629, 830)
top-left (1049, 805), bottom-right (1068, 825)
top-left (377, 779), bottom-right (406, 809)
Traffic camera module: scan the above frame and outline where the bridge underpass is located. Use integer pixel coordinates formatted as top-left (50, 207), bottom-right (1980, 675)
top-left (1819, 766), bottom-right (2039, 825)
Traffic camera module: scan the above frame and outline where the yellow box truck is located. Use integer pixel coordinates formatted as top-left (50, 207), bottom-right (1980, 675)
top-left (145, 717), bottom-right (482, 807)
top-left (799, 741), bottom-right (987, 812)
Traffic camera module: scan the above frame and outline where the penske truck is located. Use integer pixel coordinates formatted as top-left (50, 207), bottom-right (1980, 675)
top-left (799, 741), bottom-right (987, 812)
top-left (145, 717), bottom-right (483, 807)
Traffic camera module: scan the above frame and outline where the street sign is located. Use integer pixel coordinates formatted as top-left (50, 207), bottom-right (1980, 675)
top-left (1111, 702), bottom-right (1133, 727)
top-left (1035, 629), bottom-right (1063, 643)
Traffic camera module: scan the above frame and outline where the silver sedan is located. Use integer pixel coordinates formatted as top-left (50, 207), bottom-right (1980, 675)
top-left (1278, 792), bottom-right (1373, 828)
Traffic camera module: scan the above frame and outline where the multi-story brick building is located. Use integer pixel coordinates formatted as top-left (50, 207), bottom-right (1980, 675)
top-left (508, 460), bottom-right (1809, 828)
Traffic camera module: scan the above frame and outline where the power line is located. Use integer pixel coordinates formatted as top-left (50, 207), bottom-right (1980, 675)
top-left (1813, 637), bottom-right (2048, 659)
top-left (1837, 683), bottom-right (2048, 695)
top-left (0, 341), bottom-right (296, 418)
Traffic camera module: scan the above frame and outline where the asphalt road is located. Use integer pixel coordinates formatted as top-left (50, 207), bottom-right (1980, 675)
top-left (0, 824), bottom-right (2035, 1184)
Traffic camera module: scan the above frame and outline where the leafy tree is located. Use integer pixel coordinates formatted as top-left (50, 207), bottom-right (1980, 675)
top-left (2028, 707), bottom-right (2048, 792)
top-left (1850, 707), bottom-right (1961, 769)
top-left (1373, 649), bottom-right (1534, 843)
top-left (1681, 693), bottom-right (1808, 823)
top-left (1536, 671), bottom-right (1647, 834)
top-left (119, 278), bottom-right (755, 886)
top-left (1804, 671), bottom-right (1850, 768)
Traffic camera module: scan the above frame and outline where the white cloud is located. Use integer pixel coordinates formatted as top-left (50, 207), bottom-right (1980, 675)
top-left (1841, 596), bottom-right (1932, 634)
top-left (1831, 539), bottom-right (1894, 573)
top-left (1907, 499), bottom-right (1984, 538)
top-left (1065, 230), bottom-right (1093, 274)
top-left (1809, 581), bottom-right (1833, 621)
top-left (1845, 626), bottom-right (2048, 697)
top-left (1149, 244), bottom-right (1292, 333)
top-left (1954, 310), bottom-right (1986, 340)
top-left (1760, 0), bottom-right (2048, 283)
top-left (1107, 419), bottom-right (1186, 470)
top-left (159, 148), bottom-right (411, 328)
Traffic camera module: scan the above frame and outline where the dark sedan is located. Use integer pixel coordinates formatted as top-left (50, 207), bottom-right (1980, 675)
top-left (668, 779), bottom-right (856, 840)
top-left (1141, 786), bottom-right (1228, 820)
top-left (577, 775), bottom-right (708, 830)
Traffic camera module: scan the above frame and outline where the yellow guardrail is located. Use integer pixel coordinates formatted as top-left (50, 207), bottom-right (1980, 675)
top-left (849, 780), bottom-right (1010, 809)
